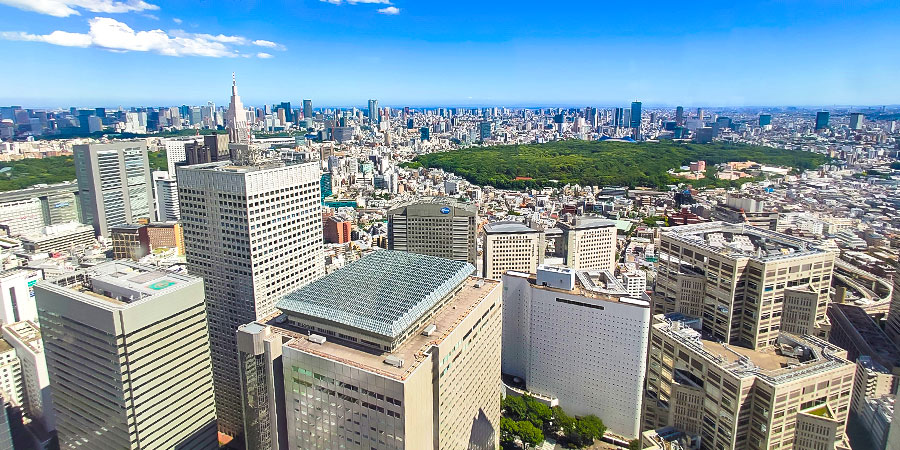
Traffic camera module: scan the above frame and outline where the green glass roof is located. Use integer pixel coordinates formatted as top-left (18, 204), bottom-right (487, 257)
top-left (276, 250), bottom-right (474, 338)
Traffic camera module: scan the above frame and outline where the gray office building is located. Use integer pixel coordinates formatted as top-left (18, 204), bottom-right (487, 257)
top-left (74, 142), bottom-right (154, 237)
top-left (387, 198), bottom-right (478, 266)
top-left (178, 160), bottom-right (325, 438)
top-left (34, 261), bottom-right (218, 449)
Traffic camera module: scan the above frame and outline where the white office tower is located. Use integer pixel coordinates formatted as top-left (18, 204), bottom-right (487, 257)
top-left (237, 251), bottom-right (502, 450)
top-left (0, 341), bottom-right (23, 409)
top-left (0, 198), bottom-right (45, 237)
top-left (152, 171), bottom-right (180, 221)
top-left (557, 216), bottom-right (618, 271)
top-left (226, 74), bottom-right (251, 145)
top-left (0, 269), bottom-right (41, 325)
top-left (387, 199), bottom-right (478, 266)
top-left (73, 141), bottom-right (154, 237)
top-left (178, 160), bottom-right (324, 437)
top-left (618, 263), bottom-right (647, 298)
top-left (482, 221), bottom-right (544, 279)
top-left (1, 321), bottom-right (54, 431)
top-left (502, 266), bottom-right (651, 439)
top-left (34, 261), bottom-right (218, 449)
top-left (163, 136), bottom-right (201, 176)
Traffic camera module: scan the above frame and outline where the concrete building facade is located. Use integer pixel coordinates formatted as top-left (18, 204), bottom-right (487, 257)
top-left (178, 160), bottom-right (325, 437)
top-left (387, 199), bottom-right (478, 266)
top-left (34, 261), bottom-right (218, 450)
top-left (642, 314), bottom-right (856, 450)
top-left (73, 142), bottom-right (154, 237)
top-left (502, 266), bottom-right (650, 438)
top-left (237, 250), bottom-right (502, 450)
top-left (482, 221), bottom-right (544, 280)
top-left (556, 216), bottom-right (617, 272)
top-left (654, 222), bottom-right (834, 350)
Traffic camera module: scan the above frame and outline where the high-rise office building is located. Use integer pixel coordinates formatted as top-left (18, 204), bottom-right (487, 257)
top-left (178, 160), bottom-right (325, 437)
top-left (886, 272), bottom-right (900, 349)
top-left (1, 321), bottom-right (54, 431)
top-left (654, 222), bottom-right (834, 350)
top-left (0, 339), bottom-right (23, 410)
top-left (0, 269), bottom-right (40, 325)
top-left (482, 221), bottom-right (544, 279)
top-left (237, 250), bottom-right (502, 450)
top-left (387, 199), bottom-right (478, 265)
top-left (479, 121), bottom-right (492, 140)
top-left (0, 198), bottom-right (45, 237)
top-left (642, 313), bottom-right (856, 450)
top-left (368, 99), bottom-right (379, 126)
top-left (73, 141), bottom-right (154, 237)
top-left (759, 114), bottom-right (772, 127)
top-left (226, 74), bottom-right (251, 145)
top-left (631, 101), bottom-right (642, 129)
top-left (614, 107), bottom-right (625, 128)
top-left (35, 261), bottom-right (218, 449)
top-left (503, 266), bottom-right (650, 438)
top-left (697, 107), bottom-right (705, 121)
top-left (849, 113), bottom-right (864, 131)
top-left (302, 99), bottom-right (312, 119)
top-left (815, 111), bottom-right (830, 131)
top-left (554, 216), bottom-right (618, 272)
top-left (675, 106), bottom-right (684, 126)
top-left (153, 171), bottom-right (180, 221)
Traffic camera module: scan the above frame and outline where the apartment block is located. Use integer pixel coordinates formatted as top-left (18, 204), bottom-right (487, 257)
top-left (655, 222), bottom-right (834, 350)
top-left (643, 314), bottom-right (856, 450)
top-left (387, 199), bottom-right (478, 265)
top-left (178, 160), bottom-right (324, 437)
top-left (482, 221), bottom-right (544, 279)
top-left (502, 266), bottom-right (650, 438)
top-left (237, 250), bottom-right (502, 450)
top-left (34, 261), bottom-right (218, 449)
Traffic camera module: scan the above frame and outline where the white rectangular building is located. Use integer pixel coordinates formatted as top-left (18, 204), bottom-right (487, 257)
top-left (502, 266), bottom-right (651, 438)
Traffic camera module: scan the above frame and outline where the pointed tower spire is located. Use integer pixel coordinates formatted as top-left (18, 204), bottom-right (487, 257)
top-left (232, 72), bottom-right (237, 95)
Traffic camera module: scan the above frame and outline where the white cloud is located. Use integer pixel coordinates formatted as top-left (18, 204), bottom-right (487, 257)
top-left (252, 39), bottom-right (285, 50)
top-left (0, 0), bottom-right (158, 17)
top-left (377, 6), bottom-right (399, 14)
top-left (172, 17), bottom-right (182, 24)
top-left (321, 0), bottom-right (391, 5)
top-left (0, 17), bottom-right (284, 58)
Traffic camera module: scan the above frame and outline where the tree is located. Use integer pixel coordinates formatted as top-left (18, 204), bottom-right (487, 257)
top-left (502, 395), bottom-right (528, 421)
top-left (500, 417), bottom-right (520, 445)
top-left (628, 439), bottom-right (642, 450)
top-left (521, 395), bottom-right (552, 429)
top-left (551, 406), bottom-right (575, 434)
top-left (516, 420), bottom-right (545, 447)
top-left (576, 415), bottom-right (606, 441)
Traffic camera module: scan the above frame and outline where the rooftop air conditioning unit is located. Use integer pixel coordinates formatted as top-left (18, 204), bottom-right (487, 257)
top-left (308, 334), bottom-right (327, 344)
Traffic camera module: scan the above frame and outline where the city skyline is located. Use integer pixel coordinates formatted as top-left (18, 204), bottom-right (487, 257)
top-left (1, 0), bottom-right (899, 106)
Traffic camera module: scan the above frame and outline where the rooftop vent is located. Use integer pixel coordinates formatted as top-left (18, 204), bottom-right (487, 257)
top-left (384, 355), bottom-right (404, 368)
top-left (308, 334), bottom-right (327, 345)
top-left (422, 324), bottom-right (437, 336)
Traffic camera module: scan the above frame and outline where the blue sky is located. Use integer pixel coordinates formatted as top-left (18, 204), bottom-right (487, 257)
top-left (0, 0), bottom-right (898, 108)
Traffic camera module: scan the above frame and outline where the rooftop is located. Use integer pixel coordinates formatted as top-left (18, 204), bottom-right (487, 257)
top-left (657, 313), bottom-right (851, 384)
top-left (277, 250), bottom-right (475, 339)
top-left (272, 276), bottom-right (499, 380)
top-left (484, 221), bottom-right (540, 234)
top-left (663, 221), bottom-right (826, 262)
top-left (42, 261), bottom-right (198, 309)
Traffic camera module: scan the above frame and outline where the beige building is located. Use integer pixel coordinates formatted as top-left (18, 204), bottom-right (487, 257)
top-left (237, 250), bottom-right (502, 450)
top-left (655, 222), bottom-right (834, 350)
top-left (556, 216), bottom-right (617, 271)
top-left (34, 261), bottom-right (218, 449)
top-left (643, 314), bottom-right (856, 450)
top-left (886, 272), bottom-right (900, 349)
top-left (482, 221), bottom-right (544, 279)
top-left (387, 199), bottom-right (478, 266)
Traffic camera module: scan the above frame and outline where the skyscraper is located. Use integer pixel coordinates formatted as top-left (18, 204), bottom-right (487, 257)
top-left (697, 107), bottom-right (705, 121)
top-left (630, 101), bottom-right (642, 129)
top-left (178, 160), bottom-right (325, 437)
top-left (302, 99), bottom-right (312, 119)
top-left (73, 141), bottom-right (154, 237)
top-left (759, 113), bottom-right (772, 127)
top-left (614, 107), bottom-right (624, 128)
top-left (237, 250), bottom-right (502, 450)
top-left (555, 216), bottom-right (618, 271)
top-left (850, 112), bottom-right (864, 130)
top-left (387, 198), bottom-right (478, 265)
top-left (226, 73), bottom-right (250, 144)
top-left (368, 99), bottom-right (379, 126)
top-left (35, 261), bottom-right (218, 449)
top-left (153, 171), bottom-right (179, 221)
top-left (815, 111), bottom-right (830, 131)
top-left (675, 105), bottom-right (684, 126)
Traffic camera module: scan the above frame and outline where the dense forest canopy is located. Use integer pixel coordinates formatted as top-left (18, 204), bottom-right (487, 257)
top-left (0, 151), bottom-right (169, 192)
top-left (410, 141), bottom-right (828, 189)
